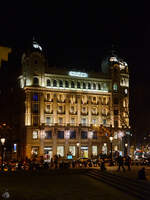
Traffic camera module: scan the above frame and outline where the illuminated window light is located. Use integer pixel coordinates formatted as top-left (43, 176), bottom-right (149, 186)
top-left (33, 42), bottom-right (42, 51)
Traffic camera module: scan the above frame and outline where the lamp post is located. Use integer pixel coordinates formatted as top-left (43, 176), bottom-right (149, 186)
top-left (103, 143), bottom-right (107, 155)
top-left (125, 143), bottom-right (128, 156)
top-left (109, 136), bottom-right (113, 166)
top-left (76, 142), bottom-right (80, 159)
top-left (1, 138), bottom-right (5, 170)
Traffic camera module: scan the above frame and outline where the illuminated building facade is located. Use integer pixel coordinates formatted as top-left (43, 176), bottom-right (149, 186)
top-left (19, 41), bottom-right (130, 160)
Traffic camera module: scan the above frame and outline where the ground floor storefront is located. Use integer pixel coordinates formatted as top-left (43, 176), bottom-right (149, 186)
top-left (24, 126), bottom-right (129, 161)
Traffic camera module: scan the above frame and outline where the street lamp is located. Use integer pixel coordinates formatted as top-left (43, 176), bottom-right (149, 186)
top-left (1, 138), bottom-right (5, 170)
top-left (109, 136), bottom-right (114, 166)
top-left (125, 143), bottom-right (128, 156)
top-left (76, 142), bottom-right (80, 159)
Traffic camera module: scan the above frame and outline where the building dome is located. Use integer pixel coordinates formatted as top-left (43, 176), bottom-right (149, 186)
top-left (101, 52), bottom-right (128, 73)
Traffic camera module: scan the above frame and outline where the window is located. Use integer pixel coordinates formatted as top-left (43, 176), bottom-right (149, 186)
top-left (93, 97), bottom-right (96, 101)
top-left (114, 120), bottom-right (118, 127)
top-left (69, 146), bottom-right (75, 156)
top-left (47, 93), bottom-right (50, 101)
top-left (93, 131), bottom-right (97, 139)
top-left (46, 117), bottom-right (51, 124)
top-left (45, 130), bottom-right (52, 139)
top-left (88, 83), bottom-right (91, 89)
top-left (103, 119), bottom-right (106, 125)
top-left (92, 107), bottom-right (96, 114)
top-left (113, 83), bottom-right (118, 91)
top-left (77, 82), bottom-right (80, 88)
top-left (32, 130), bottom-right (38, 139)
top-left (33, 93), bottom-right (38, 101)
top-left (31, 146), bottom-right (39, 155)
top-left (81, 118), bottom-right (86, 125)
top-left (114, 97), bottom-right (118, 104)
top-left (114, 110), bottom-right (118, 115)
top-left (46, 104), bottom-right (50, 111)
top-left (33, 116), bottom-right (39, 126)
top-left (83, 82), bottom-right (86, 89)
top-left (65, 81), bottom-right (69, 88)
top-left (114, 132), bottom-right (118, 139)
top-left (57, 131), bottom-right (64, 139)
top-left (58, 118), bottom-right (63, 124)
top-left (59, 80), bottom-right (63, 87)
top-left (71, 117), bottom-right (75, 123)
top-left (124, 88), bottom-right (128, 94)
top-left (81, 131), bottom-right (88, 139)
top-left (32, 104), bottom-right (39, 113)
top-left (103, 97), bottom-right (106, 104)
top-left (82, 107), bottom-right (86, 112)
top-left (92, 118), bottom-right (97, 124)
top-left (71, 118), bottom-right (75, 124)
top-left (58, 106), bottom-right (63, 112)
top-left (93, 83), bottom-right (96, 90)
top-left (70, 131), bottom-right (76, 139)
top-left (92, 146), bottom-right (97, 156)
top-left (47, 79), bottom-right (51, 86)
top-left (70, 106), bottom-right (74, 112)
top-left (98, 83), bottom-right (101, 90)
top-left (71, 81), bottom-right (75, 88)
top-left (33, 77), bottom-right (39, 85)
top-left (53, 80), bottom-right (57, 87)
top-left (57, 146), bottom-right (64, 157)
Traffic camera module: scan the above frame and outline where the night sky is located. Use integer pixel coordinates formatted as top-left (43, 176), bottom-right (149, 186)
top-left (0, 2), bottom-right (150, 143)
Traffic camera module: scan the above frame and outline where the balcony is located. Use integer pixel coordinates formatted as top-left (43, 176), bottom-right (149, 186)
top-left (45, 110), bottom-right (53, 114)
top-left (81, 112), bottom-right (88, 116)
top-left (81, 123), bottom-right (90, 127)
top-left (57, 111), bottom-right (65, 114)
top-left (69, 111), bottom-right (77, 115)
top-left (91, 112), bottom-right (99, 116)
top-left (91, 101), bottom-right (99, 105)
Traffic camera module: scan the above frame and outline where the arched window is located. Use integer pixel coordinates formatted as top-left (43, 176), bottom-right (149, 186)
top-left (59, 80), bottom-right (63, 87)
top-left (98, 83), bottom-right (101, 90)
top-left (53, 80), bottom-right (57, 87)
top-left (83, 82), bottom-right (86, 89)
top-left (65, 81), bottom-right (69, 88)
top-left (47, 79), bottom-right (51, 86)
top-left (71, 81), bottom-right (75, 88)
top-left (77, 82), bottom-right (80, 89)
top-left (88, 83), bottom-right (91, 89)
top-left (33, 77), bottom-right (39, 85)
top-left (113, 83), bottom-right (118, 91)
top-left (93, 83), bottom-right (96, 90)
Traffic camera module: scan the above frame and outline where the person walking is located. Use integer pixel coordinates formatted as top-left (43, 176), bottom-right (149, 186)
top-left (117, 155), bottom-right (125, 172)
top-left (125, 155), bottom-right (131, 171)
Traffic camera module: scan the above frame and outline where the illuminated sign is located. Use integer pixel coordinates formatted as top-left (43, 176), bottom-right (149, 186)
top-left (69, 71), bottom-right (88, 78)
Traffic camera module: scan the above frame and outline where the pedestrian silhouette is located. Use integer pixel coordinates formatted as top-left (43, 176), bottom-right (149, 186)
top-left (117, 156), bottom-right (125, 172)
top-left (125, 155), bottom-right (131, 171)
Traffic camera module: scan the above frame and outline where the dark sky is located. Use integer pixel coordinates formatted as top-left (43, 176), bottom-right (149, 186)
top-left (0, 2), bottom-right (150, 142)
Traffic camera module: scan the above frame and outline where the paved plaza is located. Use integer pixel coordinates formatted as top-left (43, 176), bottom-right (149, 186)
top-left (0, 168), bottom-right (141, 200)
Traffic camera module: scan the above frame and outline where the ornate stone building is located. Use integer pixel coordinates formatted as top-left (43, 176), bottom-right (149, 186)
top-left (19, 41), bottom-right (129, 161)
